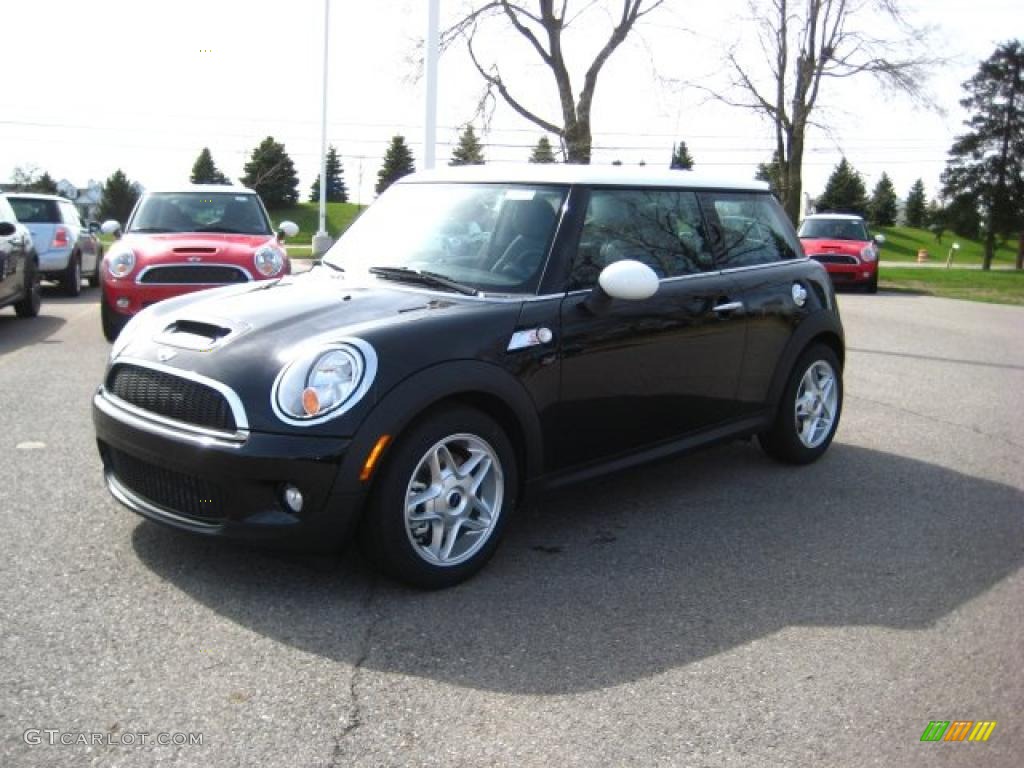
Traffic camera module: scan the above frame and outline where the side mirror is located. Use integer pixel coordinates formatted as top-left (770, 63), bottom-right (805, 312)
top-left (584, 259), bottom-right (659, 312)
top-left (873, 233), bottom-right (886, 245)
top-left (0, 221), bottom-right (17, 237)
top-left (100, 220), bottom-right (121, 237)
top-left (277, 220), bottom-right (299, 240)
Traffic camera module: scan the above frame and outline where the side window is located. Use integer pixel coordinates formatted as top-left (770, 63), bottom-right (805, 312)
top-left (570, 189), bottom-right (713, 289)
top-left (61, 202), bottom-right (82, 228)
top-left (702, 193), bottom-right (801, 269)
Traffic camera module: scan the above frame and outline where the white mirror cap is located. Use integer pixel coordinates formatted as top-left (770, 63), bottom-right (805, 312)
top-left (874, 233), bottom-right (886, 244)
top-left (278, 220), bottom-right (299, 238)
top-left (598, 259), bottom-right (659, 301)
top-left (100, 220), bottom-right (121, 235)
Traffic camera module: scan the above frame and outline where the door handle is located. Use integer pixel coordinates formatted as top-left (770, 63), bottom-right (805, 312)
top-left (712, 300), bottom-right (744, 313)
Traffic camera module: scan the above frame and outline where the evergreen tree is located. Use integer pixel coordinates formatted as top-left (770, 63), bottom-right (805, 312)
top-left (816, 158), bottom-right (869, 217)
top-left (904, 179), bottom-right (927, 228)
top-left (190, 147), bottom-right (230, 184)
top-left (29, 172), bottom-right (59, 195)
top-left (529, 136), bottom-right (557, 163)
top-left (945, 193), bottom-right (982, 239)
top-left (925, 200), bottom-right (947, 242)
top-left (375, 135), bottom-right (416, 195)
top-left (449, 125), bottom-right (485, 166)
top-left (941, 40), bottom-right (1024, 269)
top-left (670, 141), bottom-right (694, 170)
top-left (868, 172), bottom-right (898, 226)
top-left (98, 169), bottom-right (140, 224)
top-left (240, 136), bottom-right (299, 208)
top-left (755, 151), bottom-right (784, 198)
top-left (309, 145), bottom-right (349, 203)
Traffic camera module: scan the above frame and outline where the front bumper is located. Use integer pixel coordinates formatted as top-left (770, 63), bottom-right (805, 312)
top-left (817, 261), bottom-right (877, 286)
top-left (102, 280), bottom-right (235, 317)
top-left (93, 389), bottom-right (366, 550)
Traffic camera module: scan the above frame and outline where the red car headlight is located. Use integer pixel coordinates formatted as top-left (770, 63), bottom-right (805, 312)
top-left (254, 245), bottom-right (286, 277)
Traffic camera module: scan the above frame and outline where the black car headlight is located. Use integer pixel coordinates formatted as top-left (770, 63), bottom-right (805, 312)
top-left (272, 340), bottom-right (377, 425)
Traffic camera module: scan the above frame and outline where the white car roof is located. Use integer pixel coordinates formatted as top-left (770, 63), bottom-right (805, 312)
top-left (5, 192), bottom-right (74, 203)
top-left (145, 184), bottom-right (255, 195)
top-left (400, 163), bottom-right (769, 192)
top-left (804, 213), bottom-right (865, 221)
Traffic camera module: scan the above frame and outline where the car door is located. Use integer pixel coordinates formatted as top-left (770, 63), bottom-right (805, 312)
top-left (61, 201), bottom-right (95, 274)
top-left (698, 191), bottom-right (808, 416)
top-left (553, 187), bottom-right (748, 470)
top-left (0, 197), bottom-right (26, 304)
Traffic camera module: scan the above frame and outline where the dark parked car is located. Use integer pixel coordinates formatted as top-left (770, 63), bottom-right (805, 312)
top-left (0, 194), bottom-right (41, 318)
top-left (93, 166), bottom-right (844, 588)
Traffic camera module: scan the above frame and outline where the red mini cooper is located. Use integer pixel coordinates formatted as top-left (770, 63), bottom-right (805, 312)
top-left (797, 213), bottom-right (884, 293)
top-left (100, 185), bottom-right (298, 340)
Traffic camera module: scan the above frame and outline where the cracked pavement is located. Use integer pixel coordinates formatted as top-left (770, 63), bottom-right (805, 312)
top-left (1, 287), bottom-right (1021, 767)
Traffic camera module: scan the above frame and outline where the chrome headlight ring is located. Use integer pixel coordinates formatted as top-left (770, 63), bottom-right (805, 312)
top-left (271, 338), bottom-right (378, 426)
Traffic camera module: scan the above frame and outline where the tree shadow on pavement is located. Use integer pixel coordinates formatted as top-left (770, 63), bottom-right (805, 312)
top-left (131, 442), bottom-right (1024, 694)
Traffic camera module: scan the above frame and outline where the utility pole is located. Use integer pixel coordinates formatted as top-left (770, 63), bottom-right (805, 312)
top-left (312, 0), bottom-right (333, 257)
top-left (424, 0), bottom-right (440, 169)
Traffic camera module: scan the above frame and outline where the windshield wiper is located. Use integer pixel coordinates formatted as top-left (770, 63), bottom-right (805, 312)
top-left (368, 266), bottom-right (478, 296)
top-left (317, 260), bottom-right (345, 274)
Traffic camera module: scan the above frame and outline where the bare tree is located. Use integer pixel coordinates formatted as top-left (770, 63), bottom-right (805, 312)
top-left (445, 1), bottom-right (666, 163)
top-left (696, 0), bottom-right (938, 223)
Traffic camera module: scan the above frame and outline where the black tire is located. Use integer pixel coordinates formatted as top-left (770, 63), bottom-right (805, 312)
top-left (359, 405), bottom-right (518, 589)
top-left (14, 261), bottom-right (41, 318)
top-left (865, 270), bottom-right (878, 294)
top-left (63, 252), bottom-right (82, 297)
top-left (87, 248), bottom-right (102, 288)
top-left (101, 299), bottom-right (128, 342)
top-left (758, 343), bottom-right (842, 465)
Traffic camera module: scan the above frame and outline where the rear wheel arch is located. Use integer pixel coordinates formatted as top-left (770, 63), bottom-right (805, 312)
top-left (766, 314), bottom-right (845, 411)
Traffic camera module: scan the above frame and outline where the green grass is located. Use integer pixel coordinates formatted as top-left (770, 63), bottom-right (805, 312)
top-left (878, 266), bottom-right (1024, 306)
top-left (268, 201), bottom-right (365, 245)
top-left (876, 225), bottom-right (1019, 266)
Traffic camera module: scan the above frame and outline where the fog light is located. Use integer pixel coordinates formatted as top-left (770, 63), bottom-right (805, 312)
top-left (283, 485), bottom-right (304, 513)
top-left (116, 297), bottom-right (130, 309)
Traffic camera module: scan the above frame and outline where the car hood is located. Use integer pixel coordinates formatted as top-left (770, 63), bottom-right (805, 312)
top-left (110, 270), bottom-right (522, 434)
top-left (119, 232), bottom-right (278, 263)
top-left (799, 237), bottom-right (867, 256)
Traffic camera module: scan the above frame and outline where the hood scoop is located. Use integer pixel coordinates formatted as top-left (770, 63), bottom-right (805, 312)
top-left (172, 246), bottom-right (219, 254)
top-left (153, 318), bottom-right (240, 351)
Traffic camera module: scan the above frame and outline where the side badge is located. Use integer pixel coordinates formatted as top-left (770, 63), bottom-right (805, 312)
top-left (157, 347), bottom-right (177, 362)
top-left (508, 327), bottom-right (553, 351)
top-left (792, 283), bottom-right (808, 307)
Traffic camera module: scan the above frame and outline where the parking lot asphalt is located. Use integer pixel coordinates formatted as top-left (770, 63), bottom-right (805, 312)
top-left (1, 286), bottom-right (1021, 767)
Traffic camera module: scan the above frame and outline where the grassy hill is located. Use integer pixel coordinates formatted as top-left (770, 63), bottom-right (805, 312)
top-left (877, 225), bottom-right (1019, 266)
top-left (268, 201), bottom-right (365, 244)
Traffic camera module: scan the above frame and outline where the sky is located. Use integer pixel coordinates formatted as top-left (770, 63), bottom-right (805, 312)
top-left (1, 0), bottom-right (1021, 207)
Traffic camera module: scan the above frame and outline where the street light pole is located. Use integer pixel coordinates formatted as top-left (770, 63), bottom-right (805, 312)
top-left (313, 0), bottom-right (332, 257)
top-left (424, 0), bottom-right (440, 170)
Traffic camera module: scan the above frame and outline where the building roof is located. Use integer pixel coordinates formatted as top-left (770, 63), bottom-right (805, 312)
top-left (400, 163), bottom-right (769, 191)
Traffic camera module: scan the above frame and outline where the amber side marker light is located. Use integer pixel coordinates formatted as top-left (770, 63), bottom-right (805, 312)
top-left (360, 435), bottom-right (392, 482)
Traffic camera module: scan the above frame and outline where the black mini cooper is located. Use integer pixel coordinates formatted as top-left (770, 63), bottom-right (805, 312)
top-left (94, 165), bottom-right (844, 588)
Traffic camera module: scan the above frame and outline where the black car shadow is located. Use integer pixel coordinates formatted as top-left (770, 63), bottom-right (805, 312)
top-left (131, 442), bottom-right (1024, 694)
top-left (0, 285), bottom-right (99, 356)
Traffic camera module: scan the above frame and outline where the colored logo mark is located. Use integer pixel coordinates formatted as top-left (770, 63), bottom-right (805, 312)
top-left (920, 720), bottom-right (997, 742)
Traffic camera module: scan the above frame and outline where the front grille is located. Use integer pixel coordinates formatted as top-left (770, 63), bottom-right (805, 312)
top-left (107, 364), bottom-right (237, 432)
top-left (107, 447), bottom-right (225, 523)
top-left (810, 254), bottom-right (858, 265)
top-left (139, 265), bottom-right (249, 284)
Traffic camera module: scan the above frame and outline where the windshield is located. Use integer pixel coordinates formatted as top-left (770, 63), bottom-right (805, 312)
top-left (323, 182), bottom-right (567, 294)
top-left (798, 218), bottom-right (869, 241)
top-left (128, 192), bottom-right (272, 235)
